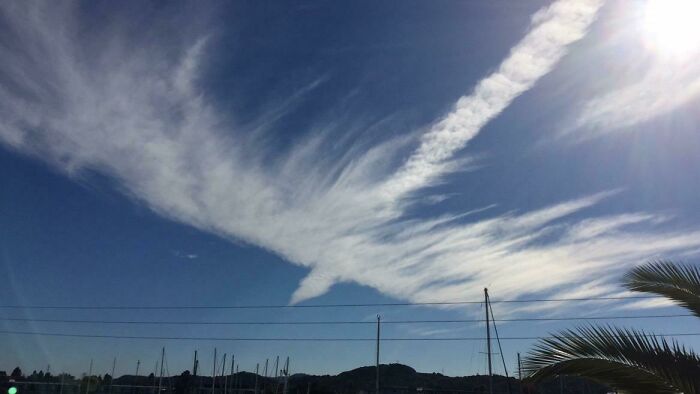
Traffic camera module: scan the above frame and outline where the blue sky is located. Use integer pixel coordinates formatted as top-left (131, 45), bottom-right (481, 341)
top-left (1, 0), bottom-right (700, 378)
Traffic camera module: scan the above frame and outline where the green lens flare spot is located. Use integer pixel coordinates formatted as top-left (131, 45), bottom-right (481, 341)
top-left (8, 387), bottom-right (18, 394)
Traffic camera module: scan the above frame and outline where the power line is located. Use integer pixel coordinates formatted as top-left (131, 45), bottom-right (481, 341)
top-left (0, 295), bottom-right (662, 310)
top-left (0, 314), bottom-right (691, 326)
top-left (1, 329), bottom-right (699, 341)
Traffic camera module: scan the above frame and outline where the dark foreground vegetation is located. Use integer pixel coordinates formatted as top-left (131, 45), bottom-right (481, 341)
top-left (1, 363), bottom-right (608, 394)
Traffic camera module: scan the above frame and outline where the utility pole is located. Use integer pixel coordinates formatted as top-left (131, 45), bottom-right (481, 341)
top-left (212, 348), bottom-right (218, 394)
top-left (158, 347), bottom-right (165, 394)
top-left (485, 288), bottom-right (493, 394)
top-left (376, 315), bottom-right (381, 394)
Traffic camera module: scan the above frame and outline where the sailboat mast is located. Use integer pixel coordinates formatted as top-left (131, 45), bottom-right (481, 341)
top-left (485, 288), bottom-right (493, 394)
top-left (158, 347), bottom-right (165, 394)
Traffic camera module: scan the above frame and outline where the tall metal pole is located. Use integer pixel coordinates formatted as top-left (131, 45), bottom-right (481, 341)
top-left (376, 315), bottom-right (381, 394)
top-left (234, 365), bottom-right (239, 394)
top-left (158, 347), bottom-right (165, 394)
top-left (194, 351), bottom-right (199, 376)
top-left (222, 354), bottom-right (227, 394)
top-left (133, 360), bottom-right (140, 394)
top-left (273, 357), bottom-right (279, 379)
top-left (254, 364), bottom-right (259, 394)
top-left (153, 361), bottom-right (159, 394)
top-left (211, 349), bottom-right (218, 394)
top-left (110, 357), bottom-right (117, 394)
top-left (282, 358), bottom-right (289, 394)
top-left (485, 288), bottom-right (493, 394)
top-left (229, 356), bottom-right (235, 394)
top-left (262, 359), bottom-right (268, 394)
top-left (85, 359), bottom-right (93, 394)
top-left (518, 353), bottom-right (523, 394)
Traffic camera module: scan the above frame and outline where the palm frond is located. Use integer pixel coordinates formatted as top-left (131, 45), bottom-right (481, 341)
top-left (528, 358), bottom-right (676, 393)
top-left (523, 325), bottom-right (700, 394)
top-left (623, 261), bottom-right (700, 317)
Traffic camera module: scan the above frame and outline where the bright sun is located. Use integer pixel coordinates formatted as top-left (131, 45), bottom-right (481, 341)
top-left (644, 0), bottom-right (700, 56)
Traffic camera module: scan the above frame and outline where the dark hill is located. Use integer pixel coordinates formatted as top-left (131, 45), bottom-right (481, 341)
top-left (30, 363), bottom-right (609, 394)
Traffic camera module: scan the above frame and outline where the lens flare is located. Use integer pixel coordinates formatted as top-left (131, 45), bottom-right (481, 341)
top-left (644, 0), bottom-right (700, 56)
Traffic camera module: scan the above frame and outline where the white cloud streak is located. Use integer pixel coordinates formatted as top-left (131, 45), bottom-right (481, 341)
top-left (561, 2), bottom-right (700, 137)
top-left (571, 62), bottom-right (700, 135)
top-left (383, 0), bottom-right (604, 197)
top-left (1, 0), bottom-right (699, 311)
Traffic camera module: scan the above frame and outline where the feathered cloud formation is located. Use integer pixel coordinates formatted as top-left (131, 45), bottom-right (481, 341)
top-left (1, 0), bottom-right (699, 309)
top-left (572, 62), bottom-right (700, 134)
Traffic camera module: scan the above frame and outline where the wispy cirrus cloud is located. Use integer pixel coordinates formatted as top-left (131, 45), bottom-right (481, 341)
top-left (570, 62), bottom-right (700, 137)
top-left (558, 3), bottom-right (700, 138)
top-left (1, 0), bottom-right (699, 312)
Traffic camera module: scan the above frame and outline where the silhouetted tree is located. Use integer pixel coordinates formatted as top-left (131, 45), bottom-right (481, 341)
top-left (11, 367), bottom-right (22, 378)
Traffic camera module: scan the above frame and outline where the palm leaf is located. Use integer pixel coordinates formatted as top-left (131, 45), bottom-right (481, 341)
top-left (529, 358), bottom-right (676, 393)
top-left (623, 261), bottom-right (700, 317)
top-left (523, 325), bottom-right (700, 394)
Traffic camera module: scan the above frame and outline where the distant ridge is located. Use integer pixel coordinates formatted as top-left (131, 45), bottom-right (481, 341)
top-left (5, 363), bottom-right (609, 394)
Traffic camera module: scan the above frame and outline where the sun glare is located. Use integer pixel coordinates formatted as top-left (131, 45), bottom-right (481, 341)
top-left (644, 0), bottom-right (700, 56)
